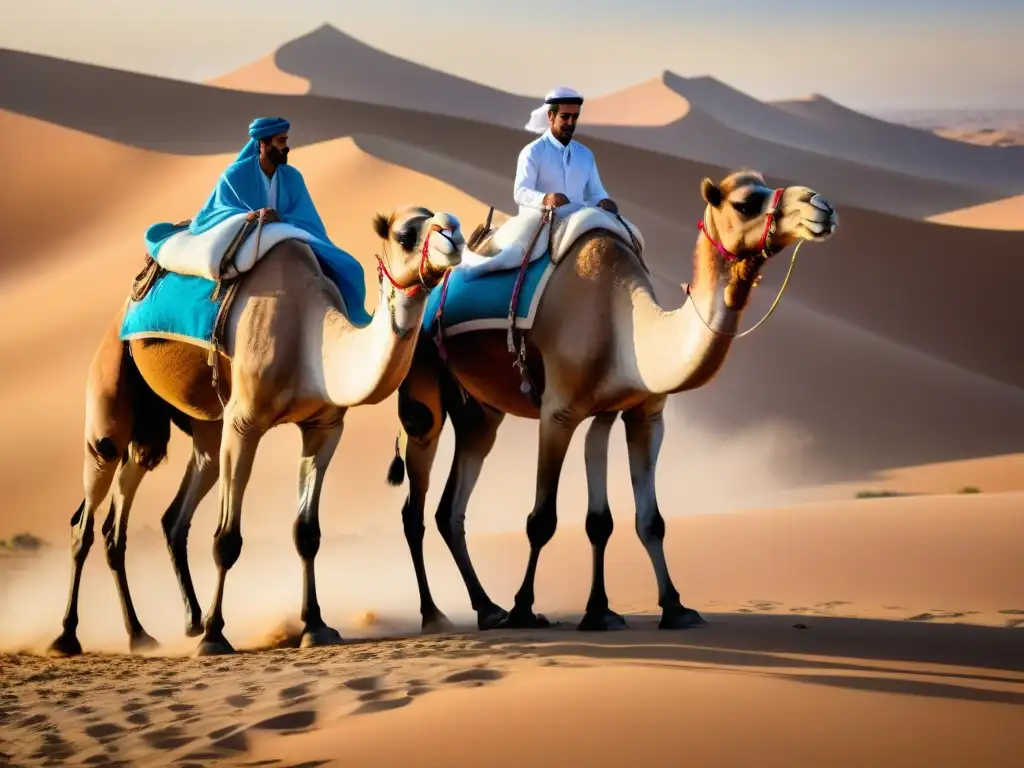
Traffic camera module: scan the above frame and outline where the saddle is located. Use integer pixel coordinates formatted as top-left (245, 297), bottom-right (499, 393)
top-left (465, 206), bottom-right (498, 254)
top-left (129, 209), bottom-right (282, 303)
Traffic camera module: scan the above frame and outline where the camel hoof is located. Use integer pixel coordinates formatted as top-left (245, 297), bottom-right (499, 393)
top-left (129, 632), bottom-right (160, 654)
top-left (184, 617), bottom-right (203, 638)
top-left (46, 632), bottom-right (83, 658)
top-left (659, 605), bottom-right (706, 630)
top-left (422, 611), bottom-right (455, 634)
top-left (300, 625), bottom-right (344, 648)
top-left (500, 607), bottom-right (551, 629)
top-left (194, 633), bottom-right (236, 657)
top-left (578, 608), bottom-right (628, 632)
top-left (477, 605), bottom-right (509, 631)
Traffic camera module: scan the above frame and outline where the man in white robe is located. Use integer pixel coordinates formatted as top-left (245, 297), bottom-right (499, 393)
top-left (514, 86), bottom-right (619, 215)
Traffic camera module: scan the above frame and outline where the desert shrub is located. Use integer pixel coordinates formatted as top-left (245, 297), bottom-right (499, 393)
top-left (2, 532), bottom-right (47, 552)
top-left (957, 486), bottom-right (981, 494)
top-left (855, 490), bottom-right (902, 499)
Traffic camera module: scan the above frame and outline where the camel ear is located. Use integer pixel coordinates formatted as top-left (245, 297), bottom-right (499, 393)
top-left (372, 212), bottom-right (391, 240)
top-left (701, 178), bottom-right (722, 208)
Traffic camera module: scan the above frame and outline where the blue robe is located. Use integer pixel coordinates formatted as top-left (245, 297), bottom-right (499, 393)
top-left (143, 154), bottom-right (371, 326)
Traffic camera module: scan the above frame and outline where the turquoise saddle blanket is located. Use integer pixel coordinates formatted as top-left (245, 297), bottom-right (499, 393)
top-left (422, 253), bottom-right (553, 337)
top-left (120, 271), bottom-right (226, 348)
top-left (119, 258), bottom-right (347, 348)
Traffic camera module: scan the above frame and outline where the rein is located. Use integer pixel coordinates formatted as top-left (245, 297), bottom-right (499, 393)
top-left (684, 187), bottom-right (802, 339)
top-left (375, 228), bottom-right (435, 298)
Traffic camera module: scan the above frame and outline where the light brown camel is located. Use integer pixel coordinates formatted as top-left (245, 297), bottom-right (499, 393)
top-left (385, 170), bottom-right (838, 632)
top-left (47, 206), bottom-right (464, 657)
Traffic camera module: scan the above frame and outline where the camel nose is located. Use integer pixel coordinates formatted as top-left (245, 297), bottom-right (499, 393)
top-left (432, 212), bottom-right (460, 232)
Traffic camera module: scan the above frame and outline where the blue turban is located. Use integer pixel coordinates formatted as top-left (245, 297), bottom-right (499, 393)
top-left (235, 116), bottom-right (291, 162)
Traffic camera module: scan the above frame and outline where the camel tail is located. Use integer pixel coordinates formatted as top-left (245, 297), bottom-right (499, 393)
top-left (123, 344), bottom-right (192, 472)
top-left (385, 428), bottom-right (406, 486)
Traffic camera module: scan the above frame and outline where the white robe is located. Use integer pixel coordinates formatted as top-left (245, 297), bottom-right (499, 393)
top-left (512, 129), bottom-right (610, 212)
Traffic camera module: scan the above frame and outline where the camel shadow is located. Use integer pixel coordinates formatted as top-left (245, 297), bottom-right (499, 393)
top-left (436, 612), bottom-right (1024, 707)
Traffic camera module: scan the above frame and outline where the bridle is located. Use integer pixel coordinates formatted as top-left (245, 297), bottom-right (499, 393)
top-left (686, 187), bottom-right (803, 339)
top-left (374, 223), bottom-right (448, 299)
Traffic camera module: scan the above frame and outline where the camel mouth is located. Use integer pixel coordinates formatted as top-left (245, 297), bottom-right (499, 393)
top-left (433, 229), bottom-right (463, 257)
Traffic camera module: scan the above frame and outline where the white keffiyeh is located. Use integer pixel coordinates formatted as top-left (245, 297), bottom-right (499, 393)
top-left (524, 86), bottom-right (584, 133)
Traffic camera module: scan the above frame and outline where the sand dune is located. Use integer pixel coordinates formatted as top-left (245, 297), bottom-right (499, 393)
top-left (205, 54), bottom-right (311, 95)
top-left (209, 28), bottom-right (1024, 194)
top-left (5, 47), bottom-right (1024, 393)
top-left (936, 127), bottom-right (1024, 148)
top-left (2, 490), bottom-right (1022, 766)
top-left (4, 615), bottom-right (1021, 767)
top-left (264, 23), bottom-right (534, 129)
top-left (926, 193), bottom-right (1024, 229)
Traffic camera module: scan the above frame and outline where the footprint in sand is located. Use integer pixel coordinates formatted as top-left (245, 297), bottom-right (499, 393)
top-left (225, 694), bottom-right (253, 709)
top-left (342, 676), bottom-right (383, 693)
top-left (351, 697), bottom-right (412, 715)
top-left (252, 710), bottom-right (318, 733)
top-left (126, 710), bottom-right (150, 726)
top-left (84, 722), bottom-right (125, 744)
top-left (443, 668), bottom-right (505, 686)
top-left (30, 732), bottom-right (76, 762)
top-left (142, 725), bottom-right (196, 750)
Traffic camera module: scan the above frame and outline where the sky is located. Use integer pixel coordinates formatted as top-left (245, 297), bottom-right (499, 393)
top-left (2, 0), bottom-right (1023, 110)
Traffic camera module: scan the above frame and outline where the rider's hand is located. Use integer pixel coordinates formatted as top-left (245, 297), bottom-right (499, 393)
top-left (542, 193), bottom-right (570, 208)
top-left (597, 198), bottom-right (619, 214)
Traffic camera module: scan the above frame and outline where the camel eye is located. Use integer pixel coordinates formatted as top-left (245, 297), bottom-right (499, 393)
top-left (396, 227), bottom-right (418, 250)
top-left (730, 199), bottom-right (761, 218)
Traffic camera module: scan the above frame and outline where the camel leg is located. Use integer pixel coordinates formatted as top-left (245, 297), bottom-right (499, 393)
top-left (294, 420), bottom-right (345, 648)
top-left (47, 441), bottom-right (123, 657)
top-left (577, 412), bottom-right (628, 631)
top-left (49, 315), bottom-right (134, 657)
top-left (101, 456), bottom-right (160, 652)
top-left (161, 419), bottom-right (222, 637)
top-left (402, 432), bottom-right (454, 633)
top-left (502, 405), bottom-right (583, 629)
top-left (622, 402), bottom-right (705, 629)
top-left (435, 399), bottom-right (508, 630)
top-left (195, 412), bottom-right (263, 656)
top-left (394, 346), bottom-right (459, 633)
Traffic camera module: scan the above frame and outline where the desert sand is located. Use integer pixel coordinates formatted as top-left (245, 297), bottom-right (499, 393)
top-left (927, 193), bottom-right (1024, 230)
top-left (2, 24), bottom-right (1023, 768)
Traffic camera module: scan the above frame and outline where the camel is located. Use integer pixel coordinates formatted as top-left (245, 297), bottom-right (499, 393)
top-left (47, 206), bottom-right (465, 657)
top-left (384, 170), bottom-right (838, 633)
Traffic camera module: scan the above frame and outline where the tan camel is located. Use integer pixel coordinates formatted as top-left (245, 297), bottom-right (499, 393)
top-left (47, 206), bottom-right (464, 657)
top-left (385, 170), bottom-right (838, 632)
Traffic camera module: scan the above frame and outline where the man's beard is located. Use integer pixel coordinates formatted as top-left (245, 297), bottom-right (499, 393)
top-left (267, 145), bottom-right (289, 165)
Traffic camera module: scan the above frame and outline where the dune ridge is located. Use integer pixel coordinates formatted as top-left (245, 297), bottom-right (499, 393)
top-left (209, 26), bottom-right (1024, 193)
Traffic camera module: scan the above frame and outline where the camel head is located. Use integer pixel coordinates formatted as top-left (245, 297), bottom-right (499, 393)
top-left (371, 206), bottom-right (465, 296)
top-left (699, 170), bottom-right (838, 309)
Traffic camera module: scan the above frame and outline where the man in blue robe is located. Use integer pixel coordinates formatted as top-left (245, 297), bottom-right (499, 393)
top-left (144, 116), bottom-right (371, 325)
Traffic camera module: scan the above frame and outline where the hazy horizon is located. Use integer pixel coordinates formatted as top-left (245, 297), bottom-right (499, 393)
top-left (3, 0), bottom-right (1023, 112)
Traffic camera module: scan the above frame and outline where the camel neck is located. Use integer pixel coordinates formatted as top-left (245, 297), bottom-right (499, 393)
top-left (626, 232), bottom-right (743, 395)
top-left (317, 282), bottom-right (427, 407)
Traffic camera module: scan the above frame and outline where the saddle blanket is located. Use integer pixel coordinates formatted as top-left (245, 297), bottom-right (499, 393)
top-left (421, 204), bottom-right (645, 339)
top-left (455, 203), bottom-right (644, 280)
top-left (422, 250), bottom-right (554, 338)
top-left (119, 251), bottom-right (349, 349)
top-left (149, 211), bottom-right (317, 281)
top-left (120, 271), bottom-right (226, 349)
